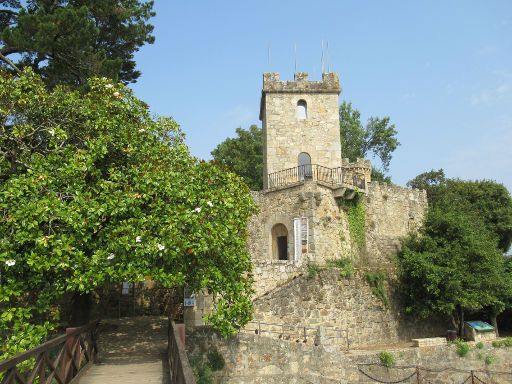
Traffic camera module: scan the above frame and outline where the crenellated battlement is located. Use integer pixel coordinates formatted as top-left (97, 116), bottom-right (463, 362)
top-left (262, 72), bottom-right (341, 94)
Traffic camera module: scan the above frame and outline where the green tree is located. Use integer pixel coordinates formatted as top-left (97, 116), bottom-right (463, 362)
top-left (408, 171), bottom-right (512, 253)
top-left (211, 125), bottom-right (263, 190)
top-left (398, 203), bottom-right (511, 335)
top-left (0, 0), bottom-right (155, 86)
top-left (0, 69), bottom-right (256, 360)
top-left (339, 101), bottom-right (400, 182)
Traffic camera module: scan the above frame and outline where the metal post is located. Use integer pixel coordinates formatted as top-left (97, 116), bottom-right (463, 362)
top-left (471, 370), bottom-right (475, 384)
top-left (258, 321), bottom-right (261, 336)
top-left (303, 327), bottom-right (307, 342)
top-left (416, 366), bottom-right (420, 384)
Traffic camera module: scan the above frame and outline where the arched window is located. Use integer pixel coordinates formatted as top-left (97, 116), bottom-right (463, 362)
top-left (296, 99), bottom-right (307, 120)
top-left (298, 152), bottom-right (312, 180)
top-left (271, 224), bottom-right (288, 260)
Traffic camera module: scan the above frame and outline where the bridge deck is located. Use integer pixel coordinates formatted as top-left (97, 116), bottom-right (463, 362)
top-left (80, 316), bottom-right (169, 384)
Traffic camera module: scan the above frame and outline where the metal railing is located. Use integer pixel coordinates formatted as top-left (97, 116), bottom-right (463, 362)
top-left (267, 164), bottom-right (366, 190)
top-left (358, 363), bottom-right (512, 383)
top-left (168, 320), bottom-right (196, 384)
top-left (0, 320), bottom-right (99, 384)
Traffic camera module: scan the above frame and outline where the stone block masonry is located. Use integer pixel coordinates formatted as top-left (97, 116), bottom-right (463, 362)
top-left (187, 329), bottom-right (512, 383)
top-left (252, 268), bottom-right (447, 348)
top-left (260, 72), bottom-right (342, 189)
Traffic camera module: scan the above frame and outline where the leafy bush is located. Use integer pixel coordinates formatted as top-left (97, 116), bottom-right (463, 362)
top-left (326, 258), bottom-right (353, 278)
top-left (485, 354), bottom-right (497, 365)
top-left (492, 337), bottom-right (512, 348)
top-left (378, 351), bottom-right (395, 367)
top-left (365, 271), bottom-right (388, 306)
top-left (475, 342), bottom-right (484, 349)
top-left (454, 339), bottom-right (469, 357)
top-left (307, 264), bottom-right (320, 279)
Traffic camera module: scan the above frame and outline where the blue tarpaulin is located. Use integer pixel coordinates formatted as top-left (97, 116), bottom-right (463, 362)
top-left (466, 321), bottom-right (494, 332)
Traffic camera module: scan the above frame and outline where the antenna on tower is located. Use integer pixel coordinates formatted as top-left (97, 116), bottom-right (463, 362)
top-left (321, 40), bottom-right (325, 73)
top-left (294, 43), bottom-right (297, 73)
top-left (267, 44), bottom-right (271, 68)
top-left (327, 41), bottom-right (331, 72)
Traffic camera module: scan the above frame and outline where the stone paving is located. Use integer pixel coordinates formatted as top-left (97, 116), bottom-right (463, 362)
top-left (80, 316), bottom-right (169, 384)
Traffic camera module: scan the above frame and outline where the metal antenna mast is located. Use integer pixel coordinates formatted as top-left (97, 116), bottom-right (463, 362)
top-left (327, 41), bottom-right (331, 72)
top-left (294, 43), bottom-right (297, 73)
top-left (321, 40), bottom-right (325, 73)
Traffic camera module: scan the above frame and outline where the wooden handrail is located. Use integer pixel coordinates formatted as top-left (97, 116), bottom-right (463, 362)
top-left (0, 320), bottom-right (99, 384)
top-left (168, 320), bottom-right (196, 384)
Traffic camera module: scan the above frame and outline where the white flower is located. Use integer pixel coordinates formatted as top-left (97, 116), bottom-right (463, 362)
top-left (138, 128), bottom-right (146, 133)
top-left (105, 84), bottom-right (113, 89)
top-left (136, 236), bottom-right (142, 243)
top-left (48, 129), bottom-right (55, 136)
top-left (113, 91), bottom-right (120, 97)
top-left (107, 254), bottom-right (115, 260)
top-left (5, 259), bottom-right (15, 267)
top-left (192, 207), bottom-right (201, 213)
top-left (157, 244), bottom-right (165, 251)
top-left (207, 201), bottom-right (213, 207)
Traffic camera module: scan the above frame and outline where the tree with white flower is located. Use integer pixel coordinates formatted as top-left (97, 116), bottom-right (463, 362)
top-left (0, 69), bottom-right (256, 360)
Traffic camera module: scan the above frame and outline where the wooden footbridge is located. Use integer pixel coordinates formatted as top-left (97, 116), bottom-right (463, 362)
top-left (0, 317), bottom-right (196, 384)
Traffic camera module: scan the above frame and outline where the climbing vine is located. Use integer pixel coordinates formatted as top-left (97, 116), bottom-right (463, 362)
top-left (341, 193), bottom-right (366, 251)
top-left (365, 271), bottom-right (389, 306)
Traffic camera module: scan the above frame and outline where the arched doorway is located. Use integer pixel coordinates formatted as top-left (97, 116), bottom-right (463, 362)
top-left (271, 223), bottom-right (289, 260)
top-left (298, 152), bottom-right (312, 181)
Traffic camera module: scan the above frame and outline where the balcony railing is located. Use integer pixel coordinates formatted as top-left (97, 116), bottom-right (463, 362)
top-left (267, 164), bottom-right (366, 190)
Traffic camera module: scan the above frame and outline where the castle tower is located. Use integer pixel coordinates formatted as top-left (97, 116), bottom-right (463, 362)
top-left (259, 72), bottom-right (343, 189)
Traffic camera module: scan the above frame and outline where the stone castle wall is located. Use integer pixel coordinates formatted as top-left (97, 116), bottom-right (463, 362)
top-left (248, 182), bottom-right (352, 266)
top-left (187, 330), bottom-right (512, 384)
top-left (248, 181), bottom-right (427, 287)
top-left (364, 182), bottom-right (428, 267)
top-left (251, 269), bottom-right (447, 348)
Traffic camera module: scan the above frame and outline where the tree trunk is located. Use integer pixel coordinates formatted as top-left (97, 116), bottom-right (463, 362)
top-left (69, 291), bottom-right (92, 326)
top-left (490, 313), bottom-right (499, 337)
top-left (457, 305), bottom-right (465, 337)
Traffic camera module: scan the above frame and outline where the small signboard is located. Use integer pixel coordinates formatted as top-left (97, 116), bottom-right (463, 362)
top-left (184, 287), bottom-right (195, 307)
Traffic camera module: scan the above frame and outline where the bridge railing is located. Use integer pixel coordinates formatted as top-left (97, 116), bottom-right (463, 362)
top-left (168, 320), bottom-right (196, 384)
top-left (0, 320), bottom-right (99, 384)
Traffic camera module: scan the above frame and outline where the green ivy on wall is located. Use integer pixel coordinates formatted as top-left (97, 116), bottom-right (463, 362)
top-left (365, 271), bottom-right (389, 306)
top-left (341, 193), bottom-right (366, 251)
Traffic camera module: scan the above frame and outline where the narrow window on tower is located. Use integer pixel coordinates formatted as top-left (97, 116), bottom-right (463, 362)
top-left (296, 99), bottom-right (307, 120)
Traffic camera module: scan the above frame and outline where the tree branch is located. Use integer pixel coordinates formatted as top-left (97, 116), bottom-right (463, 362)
top-left (0, 51), bottom-right (21, 75)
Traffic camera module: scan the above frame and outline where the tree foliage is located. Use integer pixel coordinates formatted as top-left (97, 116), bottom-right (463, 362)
top-left (399, 171), bottom-right (512, 333)
top-left (398, 204), bottom-right (510, 329)
top-left (211, 125), bottom-right (263, 191)
top-left (0, 0), bottom-right (155, 86)
top-left (339, 101), bottom-right (400, 181)
top-left (408, 170), bottom-right (512, 253)
top-left (0, 69), bottom-right (256, 359)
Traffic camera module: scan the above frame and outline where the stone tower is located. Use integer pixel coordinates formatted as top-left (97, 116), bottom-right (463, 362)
top-left (259, 72), bottom-right (343, 189)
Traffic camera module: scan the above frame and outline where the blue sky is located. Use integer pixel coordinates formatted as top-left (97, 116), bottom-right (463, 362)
top-left (131, 1), bottom-right (512, 191)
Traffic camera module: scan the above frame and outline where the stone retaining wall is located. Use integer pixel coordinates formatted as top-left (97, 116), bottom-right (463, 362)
top-left (252, 269), bottom-right (448, 347)
top-left (187, 330), bottom-right (512, 383)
